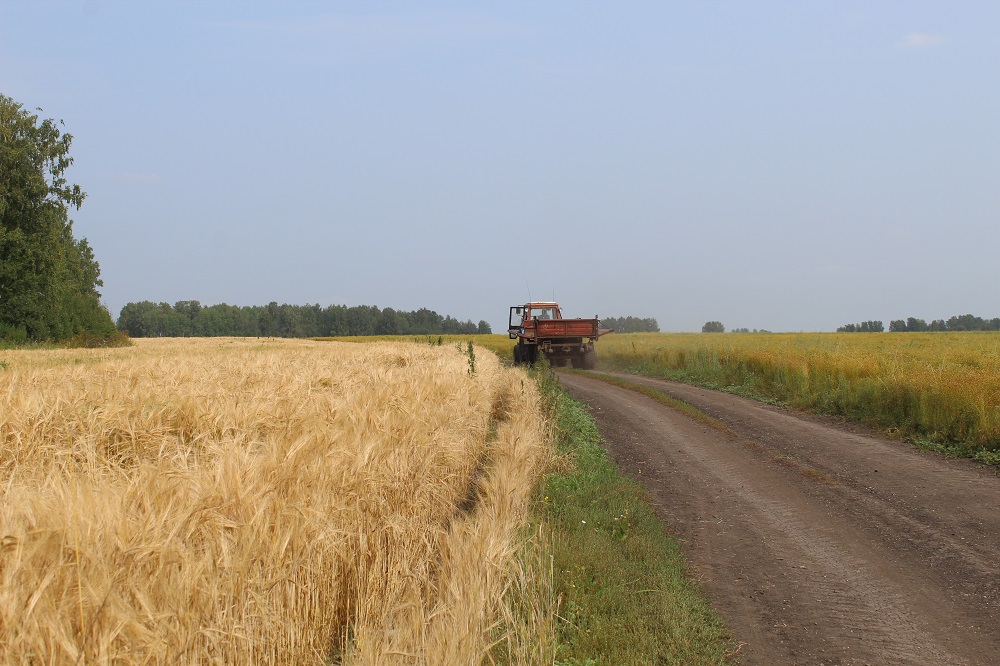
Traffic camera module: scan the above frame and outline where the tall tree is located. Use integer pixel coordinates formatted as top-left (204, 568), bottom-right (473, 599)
top-left (0, 94), bottom-right (114, 341)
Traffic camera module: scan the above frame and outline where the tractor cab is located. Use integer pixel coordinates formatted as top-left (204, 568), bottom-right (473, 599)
top-left (509, 302), bottom-right (562, 338)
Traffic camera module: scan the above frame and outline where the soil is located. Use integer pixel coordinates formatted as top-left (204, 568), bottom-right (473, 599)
top-left (557, 371), bottom-right (1000, 666)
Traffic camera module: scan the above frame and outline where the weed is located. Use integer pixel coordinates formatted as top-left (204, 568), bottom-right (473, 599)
top-left (974, 448), bottom-right (1000, 467)
top-left (800, 468), bottom-right (834, 483)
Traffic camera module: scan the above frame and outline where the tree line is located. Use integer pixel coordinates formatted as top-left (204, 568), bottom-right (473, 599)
top-left (888, 314), bottom-right (1000, 332)
top-left (838, 315), bottom-right (1000, 333)
top-left (599, 316), bottom-right (660, 333)
top-left (117, 301), bottom-right (492, 338)
top-left (837, 320), bottom-right (885, 333)
top-left (701, 322), bottom-right (775, 333)
top-left (1, 94), bottom-right (118, 344)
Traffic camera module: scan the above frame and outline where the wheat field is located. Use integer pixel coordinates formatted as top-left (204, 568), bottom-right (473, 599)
top-left (314, 335), bottom-right (517, 359)
top-left (600, 332), bottom-right (1000, 452)
top-left (0, 338), bottom-right (554, 664)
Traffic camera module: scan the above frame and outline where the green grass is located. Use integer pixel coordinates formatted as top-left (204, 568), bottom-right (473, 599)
top-left (533, 370), bottom-right (734, 665)
top-left (0, 330), bottom-right (131, 350)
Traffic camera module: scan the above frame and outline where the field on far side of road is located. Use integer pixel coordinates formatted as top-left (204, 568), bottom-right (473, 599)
top-left (0, 338), bottom-right (552, 664)
top-left (599, 332), bottom-right (1000, 457)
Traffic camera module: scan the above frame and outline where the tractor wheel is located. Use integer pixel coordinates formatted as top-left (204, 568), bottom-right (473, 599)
top-left (513, 345), bottom-right (524, 365)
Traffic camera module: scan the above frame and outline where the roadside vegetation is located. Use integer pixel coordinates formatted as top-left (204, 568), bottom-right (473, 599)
top-left (531, 368), bottom-right (734, 665)
top-left (564, 369), bottom-right (733, 436)
top-left (599, 332), bottom-right (1000, 462)
top-left (318, 336), bottom-right (739, 662)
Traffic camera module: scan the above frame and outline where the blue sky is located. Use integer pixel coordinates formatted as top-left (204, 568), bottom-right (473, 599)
top-left (2, 1), bottom-right (997, 332)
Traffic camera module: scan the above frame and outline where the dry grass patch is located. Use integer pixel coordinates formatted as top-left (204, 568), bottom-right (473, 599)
top-left (0, 338), bottom-right (553, 664)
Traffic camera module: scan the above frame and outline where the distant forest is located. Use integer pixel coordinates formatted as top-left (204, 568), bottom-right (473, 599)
top-left (888, 315), bottom-right (1000, 332)
top-left (599, 316), bottom-right (660, 333)
top-left (117, 301), bottom-right (491, 338)
top-left (838, 314), bottom-right (1000, 333)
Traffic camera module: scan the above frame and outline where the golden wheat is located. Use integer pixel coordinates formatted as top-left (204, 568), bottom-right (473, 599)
top-left (601, 332), bottom-right (1000, 449)
top-left (0, 337), bottom-right (553, 664)
top-left (314, 334), bottom-right (517, 359)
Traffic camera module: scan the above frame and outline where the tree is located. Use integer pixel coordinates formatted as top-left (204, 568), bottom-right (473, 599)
top-left (117, 301), bottom-right (160, 337)
top-left (838, 320), bottom-right (883, 333)
top-left (375, 307), bottom-right (402, 335)
top-left (600, 316), bottom-right (660, 333)
top-left (702, 321), bottom-right (725, 333)
top-left (0, 94), bottom-right (115, 341)
top-left (174, 300), bottom-right (202, 320)
top-left (948, 314), bottom-right (984, 331)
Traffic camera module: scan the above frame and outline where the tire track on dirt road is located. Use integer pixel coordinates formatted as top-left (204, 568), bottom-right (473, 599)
top-left (558, 371), bottom-right (1000, 665)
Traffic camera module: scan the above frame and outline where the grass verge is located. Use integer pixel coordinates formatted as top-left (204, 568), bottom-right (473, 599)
top-left (532, 370), bottom-right (735, 665)
top-left (563, 369), bottom-right (734, 437)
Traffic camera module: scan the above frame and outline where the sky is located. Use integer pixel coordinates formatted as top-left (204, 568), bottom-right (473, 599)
top-left (2, 1), bottom-right (998, 332)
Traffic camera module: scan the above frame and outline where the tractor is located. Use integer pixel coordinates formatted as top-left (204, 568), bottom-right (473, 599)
top-left (508, 302), bottom-right (611, 368)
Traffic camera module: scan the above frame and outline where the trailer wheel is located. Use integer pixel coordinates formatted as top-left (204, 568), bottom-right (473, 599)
top-left (583, 348), bottom-right (597, 370)
top-left (570, 354), bottom-right (585, 369)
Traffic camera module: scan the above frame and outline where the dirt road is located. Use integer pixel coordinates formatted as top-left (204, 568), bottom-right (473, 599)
top-left (558, 371), bottom-right (1000, 666)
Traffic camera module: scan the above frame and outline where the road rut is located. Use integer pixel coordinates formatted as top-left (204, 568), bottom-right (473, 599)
top-left (558, 371), bottom-right (1000, 665)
